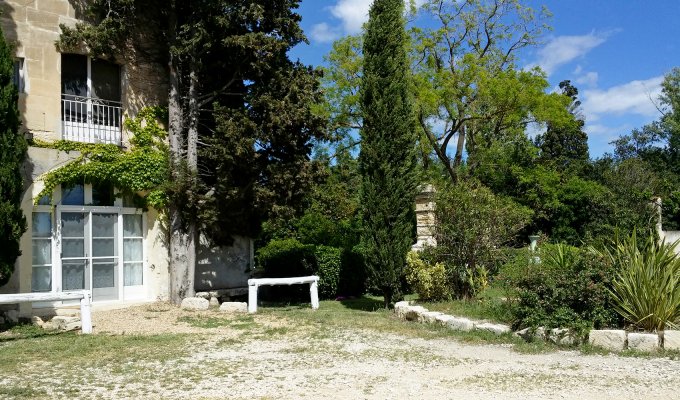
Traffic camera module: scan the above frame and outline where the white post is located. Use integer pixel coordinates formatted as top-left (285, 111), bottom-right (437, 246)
top-left (310, 280), bottom-right (319, 310)
top-left (79, 290), bottom-right (93, 334)
top-left (248, 284), bottom-right (258, 313)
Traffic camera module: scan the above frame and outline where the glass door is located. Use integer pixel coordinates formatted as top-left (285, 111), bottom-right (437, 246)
top-left (92, 213), bottom-right (119, 301)
top-left (60, 212), bottom-right (89, 293)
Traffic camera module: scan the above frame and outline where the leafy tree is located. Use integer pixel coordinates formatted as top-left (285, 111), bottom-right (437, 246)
top-left (536, 80), bottom-right (589, 173)
top-left (57, 0), bottom-right (326, 302)
top-left (0, 24), bottom-right (28, 285)
top-left (359, 0), bottom-right (418, 308)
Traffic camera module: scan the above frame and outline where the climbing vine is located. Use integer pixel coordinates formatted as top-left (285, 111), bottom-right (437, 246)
top-left (36, 107), bottom-right (170, 208)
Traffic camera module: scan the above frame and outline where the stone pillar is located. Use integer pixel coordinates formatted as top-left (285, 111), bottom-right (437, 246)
top-left (412, 184), bottom-right (436, 251)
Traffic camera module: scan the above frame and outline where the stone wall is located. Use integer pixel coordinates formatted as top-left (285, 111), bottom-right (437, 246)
top-left (412, 184), bottom-right (436, 251)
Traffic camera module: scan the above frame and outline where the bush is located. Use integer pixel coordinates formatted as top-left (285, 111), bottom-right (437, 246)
top-left (315, 246), bottom-right (342, 299)
top-left (509, 243), bottom-right (619, 335)
top-left (592, 230), bottom-right (680, 331)
top-left (433, 180), bottom-right (532, 298)
top-left (405, 250), bottom-right (449, 301)
top-left (256, 239), bottom-right (366, 300)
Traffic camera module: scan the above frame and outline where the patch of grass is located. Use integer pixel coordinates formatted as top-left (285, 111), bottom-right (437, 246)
top-left (0, 385), bottom-right (48, 399)
top-left (420, 286), bottom-right (514, 324)
top-left (177, 315), bottom-right (256, 329)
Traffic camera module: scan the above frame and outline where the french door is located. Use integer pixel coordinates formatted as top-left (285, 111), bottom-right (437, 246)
top-left (56, 207), bottom-right (144, 302)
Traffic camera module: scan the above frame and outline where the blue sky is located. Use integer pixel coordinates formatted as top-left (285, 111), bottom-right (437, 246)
top-left (289, 0), bottom-right (680, 157)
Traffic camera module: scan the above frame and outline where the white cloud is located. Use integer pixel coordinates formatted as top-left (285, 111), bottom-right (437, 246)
top-left (330, 0), bottom-right (372, 34)
top-left (575, 71), bottom-right (599, 87)
top-left (531, 31), bottom-right (612, 75)
top-left (582, 76), bottom-right (664, 121)
top-left (310, 23), bottom-right (341, 43)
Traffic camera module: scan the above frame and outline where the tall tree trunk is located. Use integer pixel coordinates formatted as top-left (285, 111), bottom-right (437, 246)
top-left (167, 3), bottom-right (195, 303)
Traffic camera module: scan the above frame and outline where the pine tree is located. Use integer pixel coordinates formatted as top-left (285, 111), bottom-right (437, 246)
top-left (0, 25), bottom-right (28, 286)
top-left (359, 0), bottom-right (418, 308)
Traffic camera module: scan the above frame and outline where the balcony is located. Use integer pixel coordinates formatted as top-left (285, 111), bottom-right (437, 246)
top-left (61, 94), bottom-right (122, 145)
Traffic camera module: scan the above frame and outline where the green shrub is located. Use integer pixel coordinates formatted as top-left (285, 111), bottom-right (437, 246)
top-left (405, 250), bottom-right (450, 301)
top-left (510, 243), bottom-right (619, 335)
top-left (592, 231), bottom-right (680, 331)
top-left (256, 238), bottom-right (316, 278)
top-left (315, 245), bottom-right (342, 299)
top-left (338, 246), bottom-right (366, 296)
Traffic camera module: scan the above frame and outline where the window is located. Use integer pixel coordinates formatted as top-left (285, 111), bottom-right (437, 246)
top-left (32, 212), bottom-right (52, 292)
top-left (12, 58), bottom-right (25, 93)
top-left (61, 54), bottom-right (122, 144)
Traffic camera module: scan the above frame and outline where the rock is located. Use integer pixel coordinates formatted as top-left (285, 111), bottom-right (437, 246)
top-left (403, 306), bottom-right (428, 322)
top-left (55, 309), bottom-right (79, 317)
top-left (533, 327), bottom-right (546, 341)
top-left (434, 314), bottom-right (455, 326)
top-left (219, 302), bottom-right (247, 313)
top-left (515, 327), bottom-right (531, 340)
top-left (476, 322), bottom-right (511, 335)
top-left (51, 316), bottom-right (81, 331)
top-left (628, 332), bottom-right (659, 352)
top-left (419, 311), bottom-right (443, 324)
top-left (663, 330), bottom-right (680, 350)
top-left (549, 328), bottom-right (578, 346)
top-left (31, 316), bottom-right (45, 327)
top-left (209, 297), bottom-right (220, 307)
top-left (42, 321), bottom-right (57, 331)
top-left (195, 292), bottom-right (211, 300)
top-left (445, 317), bottom-right (474, 332)
top-left (180, 297), bottom-right (210, 311)
top-left (5, 310), bottom-right (19, 323)
top-left (394, 301), bottom-right (410, 319)
top-left (589, 329), bottom-right (626, 351)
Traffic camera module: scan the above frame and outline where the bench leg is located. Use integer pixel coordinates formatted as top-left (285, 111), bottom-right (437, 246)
top-left (310, 281), bottom-right (319, 310)
top-left (248, 285), bottom-right (258, 313)
top-left (80, 291), bottom-right (93, 334)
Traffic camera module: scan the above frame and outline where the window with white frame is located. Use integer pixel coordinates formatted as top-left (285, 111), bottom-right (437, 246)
top-left (31, 212), bottom-right (52, 292)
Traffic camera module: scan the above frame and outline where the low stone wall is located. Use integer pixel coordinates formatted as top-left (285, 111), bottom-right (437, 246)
top-left (395, 301), bottom-right (679, 353)
top-left (589, 329), bottom-right (680, 352)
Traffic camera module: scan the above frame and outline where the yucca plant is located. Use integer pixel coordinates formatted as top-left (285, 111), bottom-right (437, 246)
top-left (592, 230), bottom-right (680, 331)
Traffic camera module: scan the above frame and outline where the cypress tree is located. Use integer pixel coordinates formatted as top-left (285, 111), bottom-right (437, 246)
top-left (0, 25), bottom-right (28, 286)
top-left (359, 0), bottom-right (418, 308)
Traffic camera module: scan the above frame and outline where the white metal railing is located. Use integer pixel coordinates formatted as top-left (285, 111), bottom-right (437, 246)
top-left (61, 94), bottom-right (122, 145)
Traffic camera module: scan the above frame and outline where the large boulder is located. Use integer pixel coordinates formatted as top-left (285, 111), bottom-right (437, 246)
top-left (628, 332), bottom-right (659, 352)
top-left (219, 302), bottom-right (248, 313)
top-left (589, 329), bottom-right (626, 351)
top-left (51, 316), bottom-right (81, 331)
top-left (663, 330), bottom-right (680, 350)
top-left (181, 297), bottom-right (210, 311)
top-left (476, 322), bottom-right (511, 335)
top-left (445, 317), bottom-right (474, 332)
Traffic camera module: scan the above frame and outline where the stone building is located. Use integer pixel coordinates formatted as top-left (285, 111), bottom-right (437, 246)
top-left (0, 0), bottom-right (251, 316)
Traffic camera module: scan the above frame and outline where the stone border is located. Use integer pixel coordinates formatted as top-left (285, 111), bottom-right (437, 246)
top-left (394, 301), bottom-right (511, 336)
top-left (395, 301), bottom-right (680, 353)
top-left (588, 329), bottom-right (680, 352)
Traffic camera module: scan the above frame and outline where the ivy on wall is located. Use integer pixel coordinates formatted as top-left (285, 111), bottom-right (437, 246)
top-left (35, 107), bottom-right (169, 208)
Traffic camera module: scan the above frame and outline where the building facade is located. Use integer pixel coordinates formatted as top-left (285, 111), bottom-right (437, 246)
top-left (0, 0), bottom-right (251, 316)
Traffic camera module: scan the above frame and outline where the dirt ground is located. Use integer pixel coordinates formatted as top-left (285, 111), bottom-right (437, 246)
top-left (84, 303), bottom-right (680, 400)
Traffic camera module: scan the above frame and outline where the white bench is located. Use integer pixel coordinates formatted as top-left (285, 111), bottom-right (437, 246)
top-left (0, 290), bottom-right (93, 334)
top-left (247, 276), bottom-right (320, 313)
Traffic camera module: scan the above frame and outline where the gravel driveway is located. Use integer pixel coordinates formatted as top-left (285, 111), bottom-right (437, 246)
top-left (85, 304), bottom-right (680, 400)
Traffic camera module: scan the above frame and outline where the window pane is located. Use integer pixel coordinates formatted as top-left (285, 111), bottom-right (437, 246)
top-left (32, 212), bottom-right (51, 237)
top-left (37, 195), bottom-right (51, 205)
top-left (92, 182), bottom-right (114, 206)
top-left (61, 212), bottom-right (85, 237)
top-left (32, 266), bottom-right (51, 292)
top-left (92, 238), bottom-right (115, 257)
top-left (124, 262), bottom-right (143, 286)
top-left (92, 213), bottom-right (116, 237)
top-left (123, 214), bottom-right (142, 237)
top-left (32, 239), bottom-right (51, 265)
top-left (62, 261), bottom-right (86, 290)
top-left (91, 59), bottom-right (121, 102)
top-left (62, 239), bottom-right (84, 258)
top-left (93, 261), bottom-right (115, 288)
top-left (62, 184), bottom-right (84, 205)
top-left (61, 54), bottom-right (87, 97)
top-left (123, 238), bottom-right (143, 262)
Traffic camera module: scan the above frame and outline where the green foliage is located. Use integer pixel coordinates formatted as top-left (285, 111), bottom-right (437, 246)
top-left (509, 244), bottom-right (619, 335)
top-left (315, 245), bottom-right (342, 299)
top-left (359, 0), bottom-right (419, 307)
top-left (405, 251), bottom-right (449, 301)
top-left (0, 25), bottom-right (27, 285)
top-left (592, 230), bottom-right (680, 331)
top-left (432, 180), bottom-right (532, 298)
top-left (255, 239), bottom-right (361, 299)
top-left (36, 107), bottom-right (169, 208)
